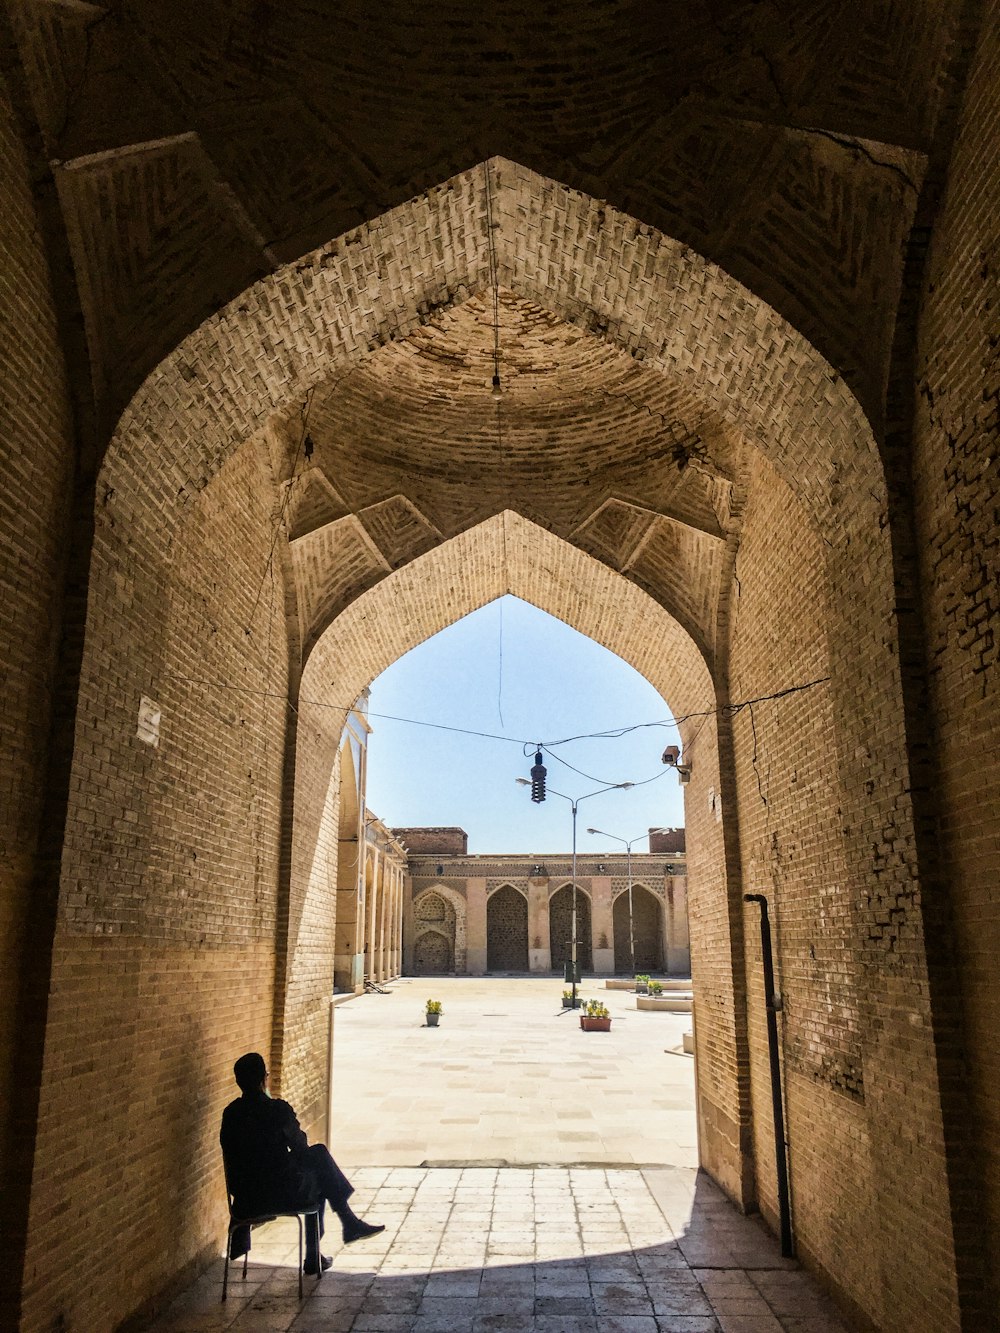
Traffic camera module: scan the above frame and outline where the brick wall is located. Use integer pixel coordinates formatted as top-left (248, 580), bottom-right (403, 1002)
top-left (277, 660), bottom-right (348, 1132)
top-left (394, 827), bottom-right (469, 855)
top-left (683, 705), bottom-right (754, 1210)
top-left (913, 0), bottom-right (1000, 1309)
top-left (21, 438), bottom-right (289, 1331)
top-left (730, 458), bottom-right (878, 1319)
top-left (649, 827), bottom-right (685, 854)
top-left (0, 78), bottom-right (75, 1325)
top-left (727, 442), bottom-right (964, 1329)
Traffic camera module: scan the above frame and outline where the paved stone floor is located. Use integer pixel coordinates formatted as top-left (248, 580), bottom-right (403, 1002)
top-left (330, 977), bottom-right (698, 1168)
top-left (148, 979), bottom-right (854, 1331)
top-left (150, 1165), bottom-right (851, 1332)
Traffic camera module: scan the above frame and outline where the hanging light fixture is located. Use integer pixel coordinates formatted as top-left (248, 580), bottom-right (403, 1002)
top-left (530, 750), bottom-right (547, 803)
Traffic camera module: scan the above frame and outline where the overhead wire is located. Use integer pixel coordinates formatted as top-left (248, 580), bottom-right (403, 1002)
top-left (164, 669), bottom-right (830, 763)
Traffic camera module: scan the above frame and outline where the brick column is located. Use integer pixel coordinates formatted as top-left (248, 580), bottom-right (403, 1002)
top-left (591, 875), bottom-right (615, 973)
top-left (465, 878), bottom-right (487, 974)
top-left (665, 874), bottom-right (691, 975)
top-left (402, 874), bottom-right (415, 973)
top-left (376, 857), bottom-right (388, 981)
top-left (528, 875), bottom-right (551, 971)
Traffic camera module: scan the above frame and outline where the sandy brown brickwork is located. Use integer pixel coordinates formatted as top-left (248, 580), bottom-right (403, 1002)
top-left (21, 439), bottom-right (289, 1331)
top-left (4, 1), bottom-right (940, 428)
top-left (1, 8), bottom-right (998, 1331)
top-left (277, 708), bottom-right (341, 1135)
top-left (682, 703), bottom-right (754, 1212)
top-left (1, 163), bottom-right (975, 1332)
top-left (21, 939), bottom-right (275, 1328)
top-left (730, 459), bottom-right (878, 1320)
top-left (0, 72), bottom-right (75, 1323)
top-left (913, 0), bottom-right (1000, 1313)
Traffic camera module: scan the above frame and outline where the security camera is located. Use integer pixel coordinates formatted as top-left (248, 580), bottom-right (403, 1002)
top-left (661, 744), bottom-right (680, 766)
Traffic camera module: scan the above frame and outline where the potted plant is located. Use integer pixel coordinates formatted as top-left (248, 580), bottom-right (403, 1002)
top-left (648, 980), bottom-right (663, 996)
top-left (580, 999), bottom-right (612, 1032)
top-left (425, 999), bottom-right (442, 1027)
top-left (635, 973), bottom-right (650, 995)
top-left (562, 989), bottom-right (584, 1009)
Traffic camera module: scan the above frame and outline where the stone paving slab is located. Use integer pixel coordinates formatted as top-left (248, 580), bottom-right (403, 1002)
top-left (329, 978), bottom-right (697, 1169)
top-left (148, 1166), bottom-right (853, 1332)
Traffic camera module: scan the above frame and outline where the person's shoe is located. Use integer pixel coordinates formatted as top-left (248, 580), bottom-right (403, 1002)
top-left (303, 1254), bottom-right (332, 1276)
top-left (342, 1219), bottom-right (385, 1244)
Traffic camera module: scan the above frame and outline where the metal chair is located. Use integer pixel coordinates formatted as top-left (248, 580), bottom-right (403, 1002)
top-left (222, 1157), bottom-right (322, 1301)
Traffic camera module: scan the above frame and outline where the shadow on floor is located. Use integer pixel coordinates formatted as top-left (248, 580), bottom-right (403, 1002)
top-left (149, 1166), bottom-right (852, 1332)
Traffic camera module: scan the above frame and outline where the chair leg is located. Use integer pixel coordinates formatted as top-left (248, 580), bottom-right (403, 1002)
top-left (314, 1212), bottom-right (324, 1285)
top-left (223, 1236), bottom-right (230, 1302)
top-left (297, 1214), bottom-right (304, 1300)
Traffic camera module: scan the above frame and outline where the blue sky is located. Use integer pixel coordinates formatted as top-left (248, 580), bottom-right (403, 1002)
top-left (365, 596), bottom-right (685, 854)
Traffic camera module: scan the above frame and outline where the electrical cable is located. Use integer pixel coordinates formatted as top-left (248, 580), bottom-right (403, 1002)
top-left (163, 670), bottom-right (830, 755)
top-left (541, 746), bottom-right (673, 790)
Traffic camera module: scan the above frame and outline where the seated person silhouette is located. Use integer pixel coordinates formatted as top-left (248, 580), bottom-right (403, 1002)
top-left (221, 1051), bottom-right (384, 1274)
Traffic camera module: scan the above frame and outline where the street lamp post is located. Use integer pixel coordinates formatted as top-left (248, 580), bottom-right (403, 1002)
top-left (585, 828), bottom-right (642, 976)
top-left (516, 773), bottom-right (634, 1008)
top-left (586, 827), bottom-right (672, 977)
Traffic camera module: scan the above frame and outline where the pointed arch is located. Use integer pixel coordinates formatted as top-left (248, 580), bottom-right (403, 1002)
top-left (548, 882), bottom-right (593, 974)
top-left (612, 883), bottom-right (664, 975)
top-left (411, 882), bottom-right (468, 974)
top-left (486, 884), bottom-right (529, 973)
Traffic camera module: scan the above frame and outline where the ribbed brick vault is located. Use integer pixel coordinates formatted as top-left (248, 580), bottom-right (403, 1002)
top-left (7, 0), bottom-right (940, 435)
top-left (105, 158), bottom-right (883, 675)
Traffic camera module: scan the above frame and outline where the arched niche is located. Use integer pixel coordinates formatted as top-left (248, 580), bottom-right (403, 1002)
top-left (412, 883), bottom-right (467, 974)
top-left (548, 882), bottom-right (593, 974)
top-left (612, 882), bottom-right (664, 975)
top-left (486, 884), bottom-right (529, 973)
top-left (413, 929), bottom-right (453, 976)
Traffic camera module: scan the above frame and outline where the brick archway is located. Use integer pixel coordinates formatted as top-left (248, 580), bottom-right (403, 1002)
top-left (548, 883), bottom-right (593, 975)
top-left (486, 885), bottom-right (529, 973)
top-left (33, 155), bottom-right (960, 1333)
top-left (102, 158), bottom-right (882, 543)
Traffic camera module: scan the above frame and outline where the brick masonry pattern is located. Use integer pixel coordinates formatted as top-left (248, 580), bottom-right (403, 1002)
top-left (0, 7), bottom-right (997, 1332)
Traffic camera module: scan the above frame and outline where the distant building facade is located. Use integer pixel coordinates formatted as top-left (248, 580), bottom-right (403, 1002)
top-left (394, 826), bottom-right (689, 977)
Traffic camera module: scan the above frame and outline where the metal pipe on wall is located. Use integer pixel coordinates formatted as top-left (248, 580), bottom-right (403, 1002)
top-left (744, 892), bottom-right (795, 1258)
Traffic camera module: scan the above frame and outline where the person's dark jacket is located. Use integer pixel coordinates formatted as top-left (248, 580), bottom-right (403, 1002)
top-left (220, 1090), bottom-right (320, 1217)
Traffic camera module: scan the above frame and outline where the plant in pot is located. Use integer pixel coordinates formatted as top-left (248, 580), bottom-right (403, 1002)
top-left (580, 999), bottom-right (612, 1032)
top-left (562, 989), bottom-right (584, 1009)
top-left (635, 973), bottom-right (650, 995)
top-left (425, 999), bottom-right (443, 1027)
top-left (648, 980), bottom-right (663, 997)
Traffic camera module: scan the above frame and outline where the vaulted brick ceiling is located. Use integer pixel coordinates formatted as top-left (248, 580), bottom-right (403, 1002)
top-left (8, 0), bottom-right (948, 439)
top-left (293, 289), bottom-right (734, 534)
top-left (7, 0), bottom-right (955, 683)
top-left (278, 282), bottom-right (739, 659)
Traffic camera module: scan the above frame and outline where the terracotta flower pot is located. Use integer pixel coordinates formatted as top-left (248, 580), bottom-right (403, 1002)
top-left (580, 1016), bottom-right (612, 1032)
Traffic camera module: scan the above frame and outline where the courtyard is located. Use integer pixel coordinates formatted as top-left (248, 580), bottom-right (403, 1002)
top-left (330, 977), bottom-right (697, 1169)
